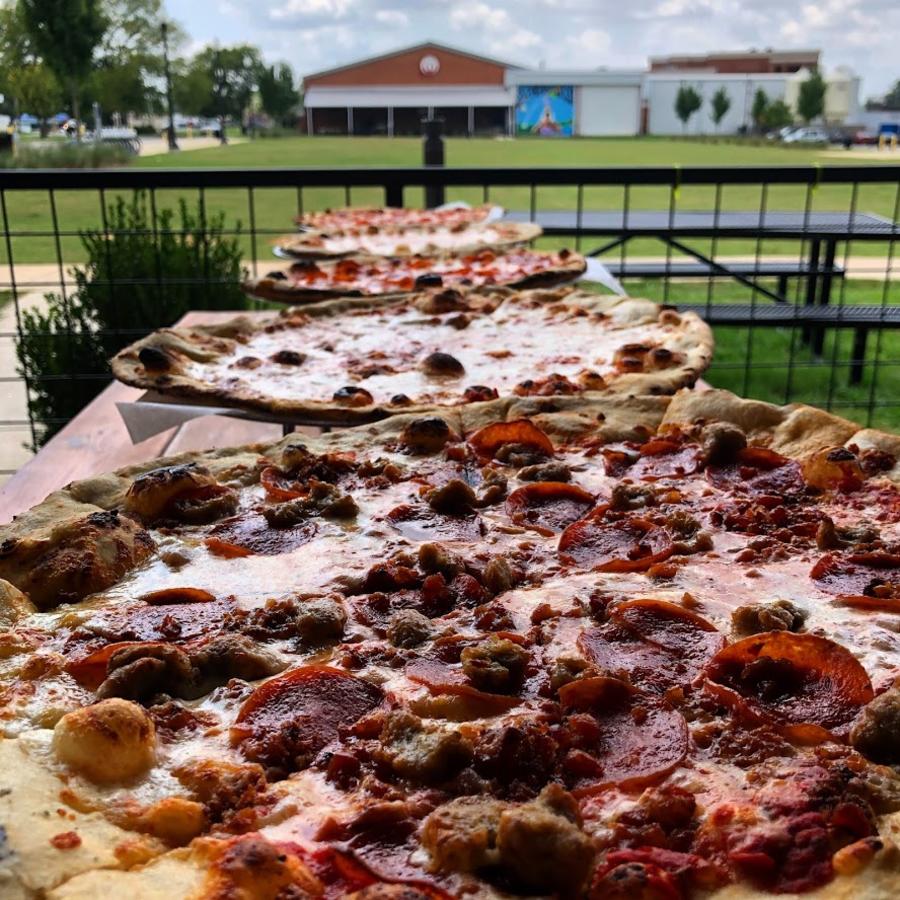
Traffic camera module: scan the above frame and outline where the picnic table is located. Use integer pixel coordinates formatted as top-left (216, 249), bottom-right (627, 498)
top-left (509, 208), bottom-right (897, 362)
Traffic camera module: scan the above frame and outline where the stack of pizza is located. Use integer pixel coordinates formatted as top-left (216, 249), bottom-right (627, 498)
top-left (3, 205), bottom-right (900, 899)
top-left (248, 204), bottom-right (580, 303)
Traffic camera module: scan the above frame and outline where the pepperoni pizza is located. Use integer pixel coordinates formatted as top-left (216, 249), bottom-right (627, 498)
top-left (111, 286), bottom-right (714, 423)
top-left (1, 389), bottom-right (900, 898)
top-left (243, 248), bottom-right (587, 303)
top-left (275, 221), bottom-right (542, 260)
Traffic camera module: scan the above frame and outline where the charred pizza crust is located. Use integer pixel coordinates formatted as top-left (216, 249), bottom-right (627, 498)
top-left (2, 391), bottom-right (900, 898)
top-left (110, 286), bottom-right (714, 424)
top-left (275, 220), bottom-right (543, 260)
top-left (294, 203), bottom-right (498, 232)
top-left (241, 249), bottom-right (587, 304)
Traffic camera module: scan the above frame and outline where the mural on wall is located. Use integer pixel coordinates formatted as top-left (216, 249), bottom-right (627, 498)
top-left (516, 85), bottom-right (574, 136)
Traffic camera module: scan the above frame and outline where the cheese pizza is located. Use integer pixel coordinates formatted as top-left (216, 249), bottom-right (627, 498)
top-left (242, 249), bottom-right (587, 304)
top-left (294, 204), bottom-right (499, 234)
top-left (1, 389), bottom-right (900, 899)
top-left (111, 286), bottom-right (714, 423)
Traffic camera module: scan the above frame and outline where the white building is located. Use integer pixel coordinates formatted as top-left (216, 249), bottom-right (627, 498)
top-left (504, 69), bottom-right (644, 137)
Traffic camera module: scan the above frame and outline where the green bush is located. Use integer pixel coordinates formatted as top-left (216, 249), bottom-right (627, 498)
top-left (16, 191), bottom-right (248, 448)
top-left (0, 141), bottom-right (133, 168)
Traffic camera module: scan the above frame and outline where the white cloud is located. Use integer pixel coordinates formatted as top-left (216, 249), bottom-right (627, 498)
top-left (269, 0), bottom-right (356, 23)
top-left (569, 28), bottom-right (611, 56)
top-left (450, 1), bottom-right (511, 30)
top-left (375, 9), bottom-right (410, 26)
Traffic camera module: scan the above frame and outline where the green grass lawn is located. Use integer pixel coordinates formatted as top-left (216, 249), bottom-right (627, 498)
top-left (586, 277), bottom-right (900, 431)
top-left (1, 135), bottom-right (898, 265)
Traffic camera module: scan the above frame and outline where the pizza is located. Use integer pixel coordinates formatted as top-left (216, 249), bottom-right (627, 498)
top-left (2, 388), bottom-right (900, 899)
top-left (243, 248), bottom-right (587, 304)
top-left (295, 204), bottom-right (498, 233)
top-left (111, 286), bottom-right (713, 423)
top-left (274, 221), bottom-right (542, 261)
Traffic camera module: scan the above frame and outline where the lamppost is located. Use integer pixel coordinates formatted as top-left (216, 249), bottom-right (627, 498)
top-left (213, 50), bottom-right (228, 145)
top-left (161, 22), bottom-right (178, 151)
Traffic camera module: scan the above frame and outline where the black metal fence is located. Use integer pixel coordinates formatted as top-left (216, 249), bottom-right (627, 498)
top-left (0, 162), bottom-right (898, 474)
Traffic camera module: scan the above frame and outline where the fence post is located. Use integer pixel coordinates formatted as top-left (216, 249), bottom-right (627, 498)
top-left (422, 118), bottom-right (445, 208)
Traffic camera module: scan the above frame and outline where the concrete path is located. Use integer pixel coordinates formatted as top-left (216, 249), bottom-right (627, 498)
top-left (138, 136), bottom-right (248, 157)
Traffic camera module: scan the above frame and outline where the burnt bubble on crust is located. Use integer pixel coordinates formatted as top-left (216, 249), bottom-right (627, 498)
top-left (138, 345), bottom-right (172, 372)
top-left (390, 394), bottom-right (413, 407)
top-left (271, 350), bottom-right (306, 366)
top-left (464, 385), bottom-right (499, 402)
top-left (333, 385), bottom-right (374, 408)
top-left (415, 273), bottom-right (444, 289)
top-left (400, 416), bottom-right (455, 453)
top-left (421, 351), bottom-right (465, 377)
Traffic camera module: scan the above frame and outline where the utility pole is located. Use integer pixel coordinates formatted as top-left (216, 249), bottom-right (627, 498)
top-left (161, 22), bottom-right (178, 151)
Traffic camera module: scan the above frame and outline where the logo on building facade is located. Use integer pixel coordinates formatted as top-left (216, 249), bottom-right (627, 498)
top-left (419, 55), bottom-right (441, 76)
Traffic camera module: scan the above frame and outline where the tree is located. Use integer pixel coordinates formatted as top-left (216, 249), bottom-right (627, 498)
top-left (257, 62), bottom-right (300, 126)
top-left (172, 59), bottom-right (213, 117)
top-left (710, 86), bottom-right (731, 132)
top-left (87, 57), bottom-right (158, 121)
top-left (184, 45), bottom-right (262, 123)
top-left (674, 85), bottom-right (702, 133)
top-left (751, 88), bottom-right (769, 132)
top-left (763, 99), bottom-right (793, 131)
top-left (20, 0), bottom-right (108, 136)
top-left (884, 80), bottom-right (900, 110)
top-left (797, 71), bottom-right (827, 124)
top-left (0, 3), bottom-right (36, 112)
top-left (8, 63), bottom-right (62, 135)
top-left (99, 0), bottom-right (184, 70)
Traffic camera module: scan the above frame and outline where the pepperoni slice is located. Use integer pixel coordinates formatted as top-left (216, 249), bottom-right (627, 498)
top-left (138, 588), bottom-right (216, 605)
top-left (405, 658), bottom-right (521, 713)
top-left (613, 599), bottom-right (725, 662)
top-left (385, 504), bottom-right (484, 542)
top-left (467, 420), bottom-right (555, 459)
top-left (578, 601), bottom-right (723, 694)
top-left (559, 677), bottom-right (688, 794)
top-left (260, 466), bottom-right (305, 502)
top-left (810, 552), bottom-right (900, 609)
top-left (505, 482), bottom-right (595, 535)
top-left (206, 513), bottom-right (317, 558)
top-left (626, 440), bottom-right (704, 481)
top-left (232, 666), bottom-right (383, 772)
top-left (707, 447), bottom-right (806, 497)
top-left (704, 633), bottom-right (874, 741)
top-left (558, 506), bottom-right (674, 572)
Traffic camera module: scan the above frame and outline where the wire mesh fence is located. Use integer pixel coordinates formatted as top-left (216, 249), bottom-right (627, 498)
top-left (0, 163), bottom-right (897, 476)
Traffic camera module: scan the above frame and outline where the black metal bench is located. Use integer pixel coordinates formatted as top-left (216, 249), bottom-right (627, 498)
top-left (669, 303), bottom-right (900, 384)
top-left (605, 260), bottom-right (846, 302)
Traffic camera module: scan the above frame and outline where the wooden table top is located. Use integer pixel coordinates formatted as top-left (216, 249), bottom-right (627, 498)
top-left (0, 311), bottom-right (285, 524)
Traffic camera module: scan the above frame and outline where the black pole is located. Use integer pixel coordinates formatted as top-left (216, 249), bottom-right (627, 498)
top-left (161, 23), bottom-right (179, 151)
top-left (214, 51), bottom-right (228, 145)
top-left (422, 117), bottom-right (445, 208)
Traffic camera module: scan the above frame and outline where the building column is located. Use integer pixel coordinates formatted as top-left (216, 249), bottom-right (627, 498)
top-left (347, 107), bottom-right (353, 135)
top-left (467, 105), bottom-right (474, 136)
top-left (507, 106), bottom-right (514, 137)
top-left (427, 106), bottom-right (434, 119)
top-left (307, 109), bottom-right (313, 135)
top-left (387, 106), bottom-right (394, 137)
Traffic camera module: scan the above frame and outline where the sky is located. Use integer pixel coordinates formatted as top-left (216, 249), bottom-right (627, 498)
top-left (166, 0), bottom-right (898, 98)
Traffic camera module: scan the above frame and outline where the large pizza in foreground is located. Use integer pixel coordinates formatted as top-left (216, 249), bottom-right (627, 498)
top-left (1, 390), bottom-right (900, 899)
top-left (111, 286), bottom-right (713, 423)
top-left (243, 248), bottom-right (586, 303)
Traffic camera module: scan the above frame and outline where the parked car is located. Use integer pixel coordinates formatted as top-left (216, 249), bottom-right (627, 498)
top-left (767, 125), bottom-right (798, 141)
top-left (782, 126), bottom-right (830, 144)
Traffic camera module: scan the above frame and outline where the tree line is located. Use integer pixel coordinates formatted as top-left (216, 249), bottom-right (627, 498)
top-left (0, 0), bottom-right (301, 135)
top-left (674, 73), bottom-right (827, 134)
